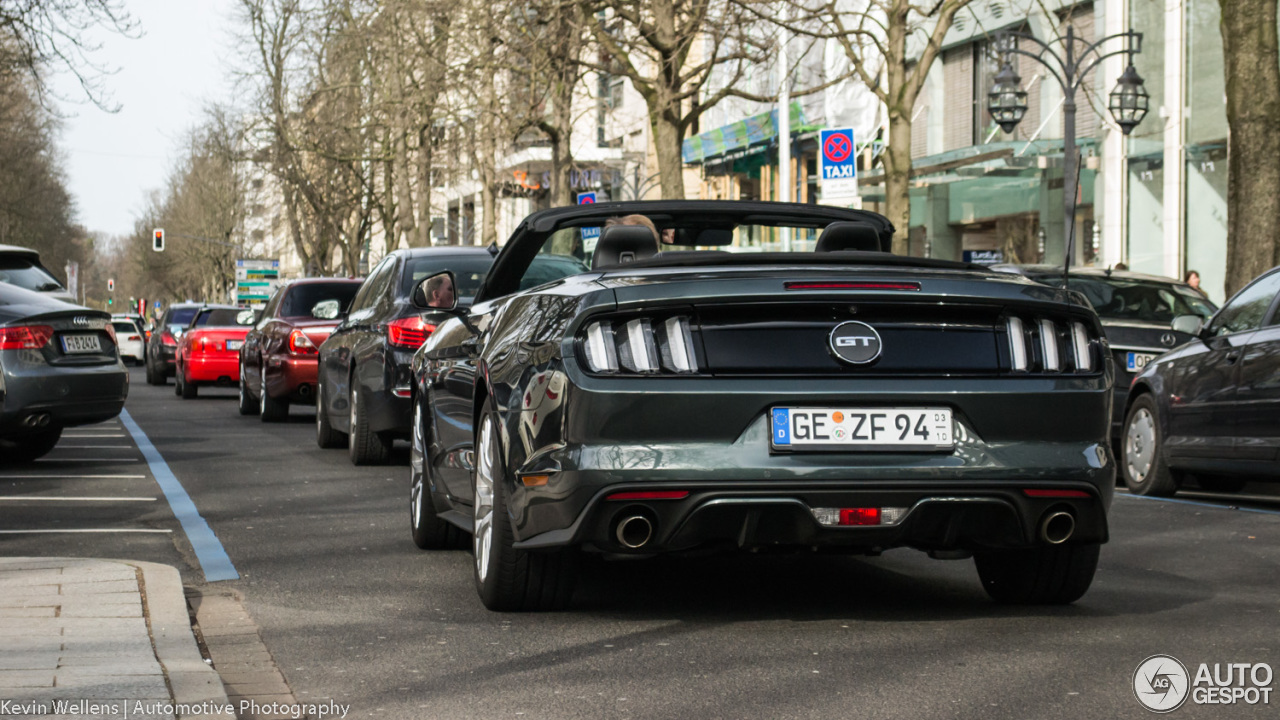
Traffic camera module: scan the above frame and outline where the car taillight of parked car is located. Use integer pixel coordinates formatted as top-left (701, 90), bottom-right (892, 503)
top-left (386, 317), bottom-right (437, 349)
top-left (289, 329), bottom-right (318, 355)
top-left (104, 323), bottom-right (117, 344)
top-left (0, 325), bottom-right (54, 350)
top-left (162, 331), bottom-right (177, 347)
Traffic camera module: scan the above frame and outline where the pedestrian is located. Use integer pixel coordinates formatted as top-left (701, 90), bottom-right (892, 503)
top-left (1184, 269), bottom-right (1201, 290)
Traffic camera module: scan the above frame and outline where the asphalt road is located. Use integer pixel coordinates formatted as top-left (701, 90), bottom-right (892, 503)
top-left (3, 365), bottom-right (1279, 719)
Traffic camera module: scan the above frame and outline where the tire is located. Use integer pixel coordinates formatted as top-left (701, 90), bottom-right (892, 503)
top-left (1195, 475), bottom-right (1248, 493)
top-left (348, 382), bottom-right (391, 465)
top-left (315, 380), bottom-right (344, 449)
top-left (411, 397), bottom-right (463, 549)
top-left (1121, 394), bottom-right (1180, 497)
top-left (237, 362), bottom-right (257, 416)
top-left (974, 543), bottom-right (1100, 605)
top-left (259, 363), bottom-right (289, 422)
top-left (472, 399), bottom-right (577, 611)
top-left (0, 426), bottom-right (63, 463)
top-left (179, 368), bottom-right (198, 399)
top-left (146, 358), bottom-right (162, 385)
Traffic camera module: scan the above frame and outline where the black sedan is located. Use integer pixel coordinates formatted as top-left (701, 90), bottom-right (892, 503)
top-left (0, 282), bottom-right (128, 462)
top-left (409, 200), bottom-right (1116, 611)
top-left (992, 265), bottom-right (1216, 442)
top-left (1121, 266), bottom-right (1280, 496)
top-left (316, 247), bottom-right (494, 465)
top-left (145, 302), bottom-right (204, 385)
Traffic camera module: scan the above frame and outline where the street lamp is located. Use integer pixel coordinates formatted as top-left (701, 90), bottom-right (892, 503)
top-left (987, 26), bottom-right (1146, 267)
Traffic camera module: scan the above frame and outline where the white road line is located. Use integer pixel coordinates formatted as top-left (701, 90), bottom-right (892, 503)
top-left (34, 458), bottom-right (139, 463)
top-left (62, 433), bottom-right (128, 438)
top-left (55, 445), bottom-right (137, 449)
top-left (0, 475), bottom-right (147, 479)
top-left (0, 529), bottom-right (172, 534)
top-left (0, 496), bottom-right (157, 502)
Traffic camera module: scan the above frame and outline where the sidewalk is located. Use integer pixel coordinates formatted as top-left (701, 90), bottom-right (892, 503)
top-left (0, 558), bottom-right (230, 720)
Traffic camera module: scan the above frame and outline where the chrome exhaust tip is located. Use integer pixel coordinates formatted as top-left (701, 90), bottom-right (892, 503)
top-left (615, 515), bottom-right (654, 549)
top-left (1039, 511), bottom-right (1075, 545)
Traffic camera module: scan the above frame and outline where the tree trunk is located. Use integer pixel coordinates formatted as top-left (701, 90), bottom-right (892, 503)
top-left (884, 112), bottom-right (913, 255)
top-left (1220, 0), bottom-right (1280, 296)
top-left (650, 113), bottom-right (686, 199)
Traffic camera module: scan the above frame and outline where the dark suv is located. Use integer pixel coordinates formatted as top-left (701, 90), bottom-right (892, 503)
top-left (316, 247), bottom-right (494, 465)
top-left (145, 302), bottom-right (203, 385)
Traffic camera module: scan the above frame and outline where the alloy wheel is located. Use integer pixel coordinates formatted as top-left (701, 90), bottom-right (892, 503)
top-left (1125, 407), bottom-right (1156, 483)
top-left (410, 399), bottom-right (426, 529)
top-left (473, 414), bottom-right (496, 583)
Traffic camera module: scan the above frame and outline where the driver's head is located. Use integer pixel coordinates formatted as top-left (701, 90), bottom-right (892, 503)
top-left (605, 214), bottom-right (659, 243)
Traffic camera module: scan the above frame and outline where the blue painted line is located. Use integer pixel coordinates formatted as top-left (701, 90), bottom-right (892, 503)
top-left (119, 409), bottom-right (240, 581)
top-left (1117, 492), bottom-right (1280, 517)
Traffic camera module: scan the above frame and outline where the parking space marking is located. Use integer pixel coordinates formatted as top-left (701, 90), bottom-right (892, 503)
top-left (35, 458), bottom-right (139, 462)
top-left (119, 409), bottom-right (240, 582)
top-left (56, 445), bottom-right (139, 449)
top-left (1117, 492), bottom-right (1280, 516)
top-left (0, 496), bottom-right (157, 502)
top-left (0, 474), bottom-right (147, 479)
top-left (62, 433), bottom-right (128, 438)
top-left (0, 529), bottom-right (172, 534)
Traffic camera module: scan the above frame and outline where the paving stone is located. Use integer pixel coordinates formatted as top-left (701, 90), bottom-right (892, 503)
top-left (53, 580), bottom-right (137, 595)
top-left (57, 602), bottom-right (142, 618)
top-left (0, 607), bottom-right (57, 618)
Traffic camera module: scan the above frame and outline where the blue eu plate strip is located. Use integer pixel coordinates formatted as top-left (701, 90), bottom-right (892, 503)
top-left (119, 409), bottom-right (240, 581)
top-left (772, 408), bottom-right (790, 445)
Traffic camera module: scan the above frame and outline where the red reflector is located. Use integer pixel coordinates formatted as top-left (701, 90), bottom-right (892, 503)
top-left (784, 281), bottom-right (921, 291)
top-left (387, 317), bottom-right (437, 349)
top-left (606, 491), bottom-right (690, 501)
top-left (1023, 489), bottom-right (1091, 498)
top-left (0, 325), bottom-right (54, 350)
top-left (839, 507), bottom-right (881, 526)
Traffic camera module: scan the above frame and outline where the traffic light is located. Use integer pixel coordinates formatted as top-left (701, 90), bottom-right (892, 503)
top-left (107, 278), bottom-right (115, 292)
top-left (153, 228), bottom-right (165, 252)
top-left (107, 298), bottom-right (113, 306)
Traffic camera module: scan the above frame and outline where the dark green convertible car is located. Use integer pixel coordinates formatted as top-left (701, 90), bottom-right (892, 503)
top-left (408, 201), bottom-right (1115, 611)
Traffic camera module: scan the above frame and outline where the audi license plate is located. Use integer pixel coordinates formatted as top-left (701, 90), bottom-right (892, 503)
top-left (226, 340), bottom-right (243, 351)
top-left (1126, 352), bottom-right (1157, 373)
top-left (771, 407), bottom-right (953, 451)
top-left (61, 334), bottom-right (102, 354)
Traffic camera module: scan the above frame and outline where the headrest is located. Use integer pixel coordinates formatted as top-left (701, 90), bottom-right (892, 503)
top-left (814, 222), bottom-right (884, 253)
top-left (591, 224), bottom-right (659, 270)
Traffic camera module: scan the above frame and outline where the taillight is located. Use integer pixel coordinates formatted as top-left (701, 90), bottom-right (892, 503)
top-left (387, 317), bottom-right (436, 349)
top-left (0, 325), bottom-right (54, 350)
top-left (127, 335), bottom-right (141, 341)
top-left (289, 329), bottom-right (317, 355)
top-left (581, 316), bottom-right (698, 375)
top-left (104, 323), bottom-right (117, 345)
top-left (161, 331), bottom-right (177, 347)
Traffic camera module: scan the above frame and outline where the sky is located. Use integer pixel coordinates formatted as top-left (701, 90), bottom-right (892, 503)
top-left (54, 0), bottom-right (241, 239)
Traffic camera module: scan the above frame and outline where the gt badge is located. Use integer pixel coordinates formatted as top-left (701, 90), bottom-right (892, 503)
top-left (829, 321), bottom-right (882, 365)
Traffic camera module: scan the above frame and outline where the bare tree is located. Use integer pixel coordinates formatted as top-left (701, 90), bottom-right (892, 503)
top-left (0, 0), bottom-right (137, 109)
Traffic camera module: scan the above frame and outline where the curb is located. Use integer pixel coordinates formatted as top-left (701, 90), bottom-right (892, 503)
top-left (125, 561), bottom-right (231, 709)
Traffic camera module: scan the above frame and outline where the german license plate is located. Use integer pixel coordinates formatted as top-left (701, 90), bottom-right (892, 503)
top-left (61, 334), bottom-right (102, 354)
top-left (771, 407), bottom-right (953, 451)
top-left (1126, 352), bottom-right (1157, 372)
top-left (226, 340), bottom-right (243, 351)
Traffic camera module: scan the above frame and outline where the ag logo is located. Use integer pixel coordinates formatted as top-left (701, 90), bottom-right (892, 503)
top-left (828, 321), bottom-right (882, 365)
top-left (1134, 654), bottom-right (1190, 713)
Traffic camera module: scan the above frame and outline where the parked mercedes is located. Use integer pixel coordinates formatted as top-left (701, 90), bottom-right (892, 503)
top-left (315, 247), bottom-right (494, 465)
top-left (408, 200), bottom-right (1116, 611)
top-left (1121, 266), bottom-right (1280, 496)
top-left (239, 278), bottom-right (363, 421)
top-left (993, 265), bottom-right (1216, 441)
top-left (0, 282), bottom-right (128, 462)
top-left (145, 302), bottom-right (203, 385)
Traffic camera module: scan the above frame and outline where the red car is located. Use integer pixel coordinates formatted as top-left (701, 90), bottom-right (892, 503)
top-left (237, 278), bottom-right (363, 421)
top-left (175, 306), bottom-right (257, 399)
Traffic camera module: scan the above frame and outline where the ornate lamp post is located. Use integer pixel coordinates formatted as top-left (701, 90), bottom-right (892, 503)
top-left (987, 26), bottom-right (1147, 266)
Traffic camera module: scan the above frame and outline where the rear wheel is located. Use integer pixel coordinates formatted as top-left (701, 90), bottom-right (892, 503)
top-left (259, 363), bottom-right (289, 422)
top-left (146, 357), bottom-right (162, 385)
top-left (411, 397), bottom-right (462, 549)
top-left (473, 400), bottom-right (577, 611)
top-left (1121, 394), bottom-right (1180, 497)
top-left (0, 426), bottom-right (63, 464)
top-left (315, 380), bottom-right (344, 449)
top-left (179, 368), bottom-right (198, 399)
top-left (974, 543), bottom-right (1100, 604)
top-left (348, 383), bottom-right (390, 465)
top-left (237, 362), bottom-right (256, 416)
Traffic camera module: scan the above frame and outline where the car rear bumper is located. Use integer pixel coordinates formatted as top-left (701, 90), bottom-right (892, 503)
top-left (185, 355), bottom-right (239, 384)
top-left (0, 358), bottom-right (128, 432)
top-left (264, 354), bottom-right (319, 404)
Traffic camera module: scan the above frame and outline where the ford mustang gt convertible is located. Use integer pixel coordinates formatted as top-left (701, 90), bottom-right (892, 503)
top-left (408, 201), bottom-right (1116, 611)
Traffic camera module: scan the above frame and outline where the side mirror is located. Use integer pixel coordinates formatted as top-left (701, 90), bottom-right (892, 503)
top-left (411, 271), bottom-right (458, 311)
top-left (1171, 314), bottom-right (1204, 337)
top-left (312, 299), bottom-right (342, 320)
top-left (235, 309), bottom-right (257, 326)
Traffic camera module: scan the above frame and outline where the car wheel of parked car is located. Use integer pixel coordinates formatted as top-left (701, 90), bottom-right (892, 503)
top-left (974, 543), bottom-right (1100, 604)
top-left (146, 358), bottom-right (162, 385)
top-left (237, 363), bottom-right (257, 416)
top-left (315, 381), bottom-right (344, 449)
top-left (410, 398), bottom-right (462, 550)
top-left (472, 399), bottom-right (577, 611)
top-left (348, 384), bottom-right (390, 465)
top-left (1195, 475), bottom-right (1248, 494)
top-left (259, 363), bottom-right (289, 422)
top-left (0, 426), bottom-right (63, 464)
top-left (1121, 394), bottom-right (1180, 496)
top-left (181, 372), bottom-right (198, 398)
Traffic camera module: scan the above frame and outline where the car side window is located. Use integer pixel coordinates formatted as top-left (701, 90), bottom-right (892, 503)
top-left (1211, 271), bottom-right (1280, 335)
top-left (349, 260), bottom-right (392, 315)
top-left (257, 291), bottom-right (282, 327)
